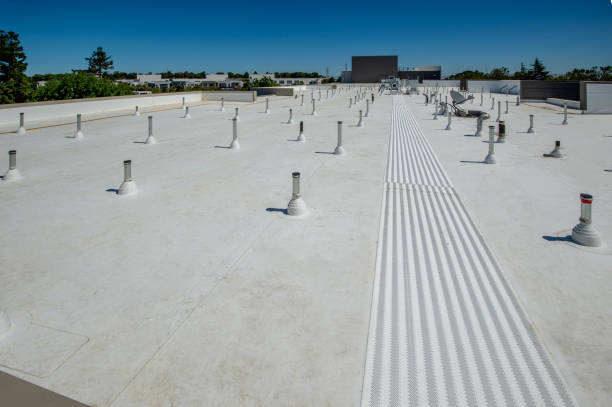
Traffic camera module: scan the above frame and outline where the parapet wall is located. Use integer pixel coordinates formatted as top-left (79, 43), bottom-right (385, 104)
top-left (201, 91), bottom-right (256, 102)
top-left (0, 92), bottom-right (203, 125)
top-left (252, 87), bottom-right (295, 96)
top-left (520, 80), bottom-right (580, 101)
top-left (581, 82), bottom-right (612, 114)
top-left (467, 80), bottom-right (521, 95)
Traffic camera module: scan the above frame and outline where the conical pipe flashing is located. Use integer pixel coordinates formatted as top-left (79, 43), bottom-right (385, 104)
top-left (543, 140), bottom-right (566, 158)
top-left (145, 116), bottom-right (156, 144)
top-left (287, 171), bottom-right (308, 216)
top-left (571, 193), bottom-right (602, 247)
top-left (73, 114), bottom-right (84, 139)
top-left (297, 121), bottom-right (305, 142)
top-left (117, 160), bottom-right (138, 196)
top-left (3, 150), bottom-right (22, 181)
top-left (16, 112), bottom-right (26, 135)
top-left (334, 121), bottom-right (345, 155)
top-left (230, 118), bottom-right (240, 149)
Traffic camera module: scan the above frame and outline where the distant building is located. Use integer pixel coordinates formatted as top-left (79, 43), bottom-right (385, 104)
top-left (137, 74), bottom-right (162, 83)
top-left (341, 71), bottom-right (352, 83)
top-left (398, 66), bottom-right (442, 82)
top-left (273, 77), bottom-right (323, 85)
top-left (249, 74), bottom-right (274, 81)
top-left (343, 56), bottom-right (441, 83)
top-left (352, 55), bottom-right (398, 83)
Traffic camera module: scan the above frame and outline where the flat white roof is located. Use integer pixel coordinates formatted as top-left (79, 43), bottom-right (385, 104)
top-left (0, 88), bottom-right (610, 406)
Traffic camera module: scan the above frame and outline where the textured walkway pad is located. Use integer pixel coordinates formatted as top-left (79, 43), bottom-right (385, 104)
top-left (361, 96), bottom-right (577, 407)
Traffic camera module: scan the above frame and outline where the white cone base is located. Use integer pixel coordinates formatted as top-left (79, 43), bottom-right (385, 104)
top-left (297, 134), bottom-right (305, 142)
top-left (145, 136), bottom-right (157, 145)
top-left (265, 110), bottom-right (270, 114)
top-left (230, 140), bottom-right (240, 150)
top-left (73, 131), bottom-right (84, 139)
top-left (287, 197), bottom-right (308, 216)
top-left (445, 126), bottom-right (451, 130)
top-left (562, 121), bottom-right (568, 125)
top-left (135, 112), bottom-right (140, 116)
top-left (3, 168), bottom-right (22, 181)
top-left (497, 138), bottom-right (506, 143)
top-left (183, 114), bottom-right (191, 119)
top-left (235, 117), bottom-right (240, 122)
top-left (484, 154), bottom-right (496, 164)
top-left (118, 180), bottom-right (138, 196)
top-left (312, 112), bottom-right (317, 116)
top-left (527, 128), bottom-right (535, 133)
top-left (572, 222), bottom-right (602, 247)
top-left (220, 108), bottom-right (225, 112)
top-left (334, 146), bottom-right (345, 155)
top-left (16, 127), bottom-right (26, 135)
top-left (287, 119), bottom-right (294, 124)
top-left (543, 148), bottom-right (566, 159)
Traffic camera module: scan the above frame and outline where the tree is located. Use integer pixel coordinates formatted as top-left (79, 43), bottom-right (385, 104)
top-left (489, 67), bottom-right (510, 80)
top-left (530, 58), bottom-right (549, 80)
top-left (0, 30), bottom-right (30, 104)
top-left (33, 72), bottom-right (132, 101)
top-left (512, 62), bottom-right (529, 79)
top-left (86, 46), bottom-right (114, 77)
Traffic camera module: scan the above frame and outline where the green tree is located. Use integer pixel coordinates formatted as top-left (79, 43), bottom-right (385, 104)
top-left (489, 67), bottom-right (510, 80)
top-left (0, 30), bottom-right (30, 104)
top-left (512, 62), bottom-right (529, 79)
top-left (530, 58), bottom-right (549, 80)
top-left (86, 46), bottom-right (114, 77)
top-left (33, 72), bottom-right (131, 101)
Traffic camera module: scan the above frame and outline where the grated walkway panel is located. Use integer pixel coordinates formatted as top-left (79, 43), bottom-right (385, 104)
top-left (361, 96), bottom-right (577, 407)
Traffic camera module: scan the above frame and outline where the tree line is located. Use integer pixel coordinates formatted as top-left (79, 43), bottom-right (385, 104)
top-left (0, 30), bottom-right (335, 104)
top-left (449, 58), bottom-right (612, 81)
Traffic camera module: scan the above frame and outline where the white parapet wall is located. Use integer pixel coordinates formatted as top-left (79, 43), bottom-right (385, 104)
top-left (0, 92), bottom-right (203, 125)
top-left (201, 91), bottom-right (256, 102)
top-left (545, 98), bottom-right (581, 109)
top-left (467, 79), bottom-right (520, 94)
top-left (583, 82), bottom-right (612, 114)
top-left (252, 87), bottom-right (295, 97)
top-left (420, 80), bottom-right (460, 88)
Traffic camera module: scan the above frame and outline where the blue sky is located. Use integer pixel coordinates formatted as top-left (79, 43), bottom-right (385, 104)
top-left (2, 0), bottom-right (611, 76)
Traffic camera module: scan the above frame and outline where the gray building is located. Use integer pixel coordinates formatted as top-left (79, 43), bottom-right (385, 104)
top-left (398, 66), bottom-right (442, 81)
top-left (351, 55), bottom-right (398, 83)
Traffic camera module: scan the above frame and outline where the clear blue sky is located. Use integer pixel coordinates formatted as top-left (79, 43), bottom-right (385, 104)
top-left (2, 0), bottom-right (611, 76)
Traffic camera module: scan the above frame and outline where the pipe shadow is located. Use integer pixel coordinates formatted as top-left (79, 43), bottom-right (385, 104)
top-left (266, 207), bottom-right (287, 215)
top-left (214, 145), bottom-right (231, 149)
top-left (460, 160), bottom-right (486, 164)
top-left (464, 134), bottom-right (481, 137)
top-left (604, 169), bottom-right (612, 172)
top-left (315, 151), bottom-right (335, 154)
top-left (106, 188), bottom-right (119, 194)
top-left (133, 141), bottom-right (147, 144)
top-left (542, 235), bottom-right (572, 242)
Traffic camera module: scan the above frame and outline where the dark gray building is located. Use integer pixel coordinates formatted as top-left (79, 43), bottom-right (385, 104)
top-left (352, 55), bottom-right (398, 83)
